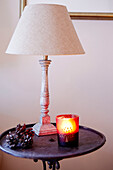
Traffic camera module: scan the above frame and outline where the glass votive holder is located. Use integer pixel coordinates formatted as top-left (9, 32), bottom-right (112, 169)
top-left (56, 114), bottom-right (79, 147)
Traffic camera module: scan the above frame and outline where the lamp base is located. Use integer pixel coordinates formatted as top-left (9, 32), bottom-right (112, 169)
top-left (33, 56), bottom-right (57, 136)
top-left (33, 123), bottom-right (57, 136)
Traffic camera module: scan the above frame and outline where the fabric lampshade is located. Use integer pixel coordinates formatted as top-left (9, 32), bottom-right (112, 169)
top-left (6, 4), bottom-right (84, 56)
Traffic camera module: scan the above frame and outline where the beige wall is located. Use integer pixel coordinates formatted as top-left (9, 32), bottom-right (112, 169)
top-left (0, 0), bottom-right (113, 170)
top-left (28, 0), bottom-right (113, 12)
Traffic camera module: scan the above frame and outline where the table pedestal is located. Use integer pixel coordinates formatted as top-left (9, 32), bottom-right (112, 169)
top-left (33, 159), bottom-right (60, 170)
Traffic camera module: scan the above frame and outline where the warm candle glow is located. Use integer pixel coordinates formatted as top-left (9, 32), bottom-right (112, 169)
top-left (56, 114), bottom-right (79, 134)
top-left (56, 114), bottom-right (79, 147)
top-left (60, 118), bottom-right (76, 134)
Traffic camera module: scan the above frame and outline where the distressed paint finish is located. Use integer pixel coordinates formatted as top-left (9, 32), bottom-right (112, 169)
top-left (33, 58), bottom-right (57, 136)
top-left (39, 59), bottom-right (51, 118)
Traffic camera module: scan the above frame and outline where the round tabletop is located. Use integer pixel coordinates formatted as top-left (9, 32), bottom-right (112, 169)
top-left (0, 124), bottom-right (106, 161)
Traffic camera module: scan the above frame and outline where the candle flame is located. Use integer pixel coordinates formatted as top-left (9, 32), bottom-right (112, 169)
top-left (61, 120), bottom-right (76, 134)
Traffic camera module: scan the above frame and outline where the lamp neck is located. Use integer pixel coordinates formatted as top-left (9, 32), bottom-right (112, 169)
top-left (43, 55), bottom-right (48, 60)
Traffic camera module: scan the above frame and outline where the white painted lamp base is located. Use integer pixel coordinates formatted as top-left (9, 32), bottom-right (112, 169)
top-left (33, 123), bottom-right (57, 136)
top-left (33, 56), bottom-right (57, 136)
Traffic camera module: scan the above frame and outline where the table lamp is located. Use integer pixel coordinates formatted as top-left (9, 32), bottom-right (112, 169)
top-left (6, 4), bottom-right (85, 136)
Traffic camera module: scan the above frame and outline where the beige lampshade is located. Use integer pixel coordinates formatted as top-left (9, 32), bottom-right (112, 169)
top-left (6, 4), bottom-right (84, 56)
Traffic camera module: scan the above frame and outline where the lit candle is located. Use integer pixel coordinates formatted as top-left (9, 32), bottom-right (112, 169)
top-left (56, 114), bottom-right (79, 147)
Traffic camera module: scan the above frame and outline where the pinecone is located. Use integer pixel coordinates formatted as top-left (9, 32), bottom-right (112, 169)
top-left (6, 131), bottom-right (18, 149)
top-left (6, 124), bottom-right (34, 149)
top-left (15, 124), bottom-right (26, 138)
top-left (19, 128), bottom-right (34, 148)
top-left (19, 134), bottom-right (33, 148)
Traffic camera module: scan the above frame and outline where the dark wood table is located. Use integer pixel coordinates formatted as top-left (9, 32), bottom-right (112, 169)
top-left (0, 123), bottom-right (106, 170)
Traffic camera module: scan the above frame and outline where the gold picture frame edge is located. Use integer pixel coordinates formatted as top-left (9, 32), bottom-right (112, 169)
top-left (20, 0), bottom-right (113, 20)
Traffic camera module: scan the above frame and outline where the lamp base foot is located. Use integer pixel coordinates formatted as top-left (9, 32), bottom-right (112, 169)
top-left (33, 123), bottom-right (57, 136)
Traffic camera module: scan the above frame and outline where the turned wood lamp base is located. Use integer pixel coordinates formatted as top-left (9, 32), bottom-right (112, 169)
top-left (33, 56), bottom-right (57, 136)
top-left (33, 123), bottom-right (57, 136)
top-left (33, 114), bottom-right (57, 136)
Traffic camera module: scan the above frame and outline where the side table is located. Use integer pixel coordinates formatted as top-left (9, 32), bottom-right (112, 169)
top-left (0, 123), bottom-right (106, 170)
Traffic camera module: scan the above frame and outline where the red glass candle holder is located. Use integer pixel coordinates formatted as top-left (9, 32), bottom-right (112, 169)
top-left (56, 114), bottom-right (79, 147)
